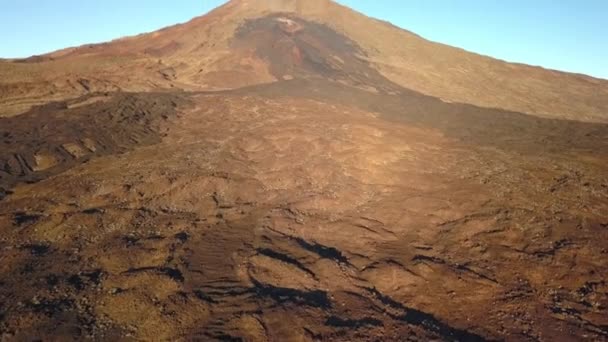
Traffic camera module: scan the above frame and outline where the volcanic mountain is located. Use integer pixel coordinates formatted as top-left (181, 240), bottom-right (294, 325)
top-left (1, 0), bottom-right (608, 341)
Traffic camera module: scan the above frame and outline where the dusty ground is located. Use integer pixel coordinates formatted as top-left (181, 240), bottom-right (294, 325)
top-left (1, 1), bottom-right (608, 341)
top-left (1, 80), bottom-right (607, 341)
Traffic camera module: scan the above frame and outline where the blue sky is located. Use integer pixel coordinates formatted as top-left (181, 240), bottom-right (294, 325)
top-left (1, 0), bottom-right (606, 79)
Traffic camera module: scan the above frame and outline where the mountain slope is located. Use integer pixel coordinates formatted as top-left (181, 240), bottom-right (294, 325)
top-left (1, 1), bottom-right (608, 341)
top-left (2, 0), bottom-right (608, 121)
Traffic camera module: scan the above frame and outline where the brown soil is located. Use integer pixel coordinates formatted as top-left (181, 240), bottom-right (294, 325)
top-left (1, 2), bottom-right (607, 341)
top-left (0, 92), bottom-right (189, 197)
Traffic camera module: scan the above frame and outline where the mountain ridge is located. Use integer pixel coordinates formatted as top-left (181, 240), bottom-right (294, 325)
top-left (1, 0), bottom-right (608, 121)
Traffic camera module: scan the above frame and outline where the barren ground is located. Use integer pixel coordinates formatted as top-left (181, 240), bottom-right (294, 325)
top-left (1, 2), bottom-right (608, 341)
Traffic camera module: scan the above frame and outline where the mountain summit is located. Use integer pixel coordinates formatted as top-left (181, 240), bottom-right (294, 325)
top-left (2, 0), bottom-right (607, 121)
top-left (1, 2), bottom-right (608, 341)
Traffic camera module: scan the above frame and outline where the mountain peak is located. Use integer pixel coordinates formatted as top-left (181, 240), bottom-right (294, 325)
top-left (227, 0), bottom-right (335, 16)
top-left (2, 0), bottom-right (607, 122)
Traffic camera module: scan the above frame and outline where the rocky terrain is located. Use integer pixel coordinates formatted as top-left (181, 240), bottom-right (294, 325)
top-left (1, 0), bottom-right (607, 341)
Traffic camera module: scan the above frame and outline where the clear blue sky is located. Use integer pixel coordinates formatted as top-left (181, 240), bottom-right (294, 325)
top-left (1, 0), bottom-right (606, 79)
